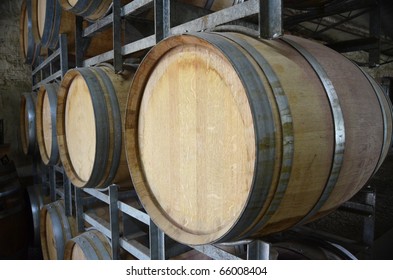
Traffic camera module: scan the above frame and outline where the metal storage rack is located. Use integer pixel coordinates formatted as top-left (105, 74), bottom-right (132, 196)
top-left (31, 0), bottom-right (380, 260)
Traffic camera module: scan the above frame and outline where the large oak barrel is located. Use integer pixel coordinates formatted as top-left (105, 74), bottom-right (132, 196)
top-left (125, 32), bottom-right (393, 245)
top-left (284, 0), bottom-right (334, 9)
top-left (31, 0), bottom-right (113, 55)
top-left (57, 64), bottom-right (134, 188)
top-left (64, 229), bottom-right (112, 260)
top-left (0, 161), bottom-right (29, 259)
top-left (40, 200), bottom-right (77, 260)
top-left (20, 92), bottom-right (37, 156)
top-left (36, 82), bottom-right (60, 165)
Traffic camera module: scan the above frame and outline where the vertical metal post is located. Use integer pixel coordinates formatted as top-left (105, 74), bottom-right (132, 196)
top-left (109, 184), bottom-right (120, 260)
top-left (75, 16), bottom-right (85, 67)
top-left (150, 221), bottom-right (165, 260)
top-left (75, 187), bottom-right (85, 233)
top-left (369, 4), bottom-right (380, 67)
top-left (260, 0), bottom-right (282, 39)
top-left (155, 0), bottom-right (171, 43)
top-left (59, 34), bottom-right (69, 77)
top-left (362, 185), bottom-right (376, 259)
top-left (49, 165), bottom-right (56, 202)
top-left (63, 174), bottom-right (73, 217)
top-left (247, 240), bottom-right (270, 260)
top-left (113, 0), bottom-right (123, 73)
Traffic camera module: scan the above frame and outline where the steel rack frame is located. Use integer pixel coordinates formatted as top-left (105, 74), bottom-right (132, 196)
top-left (75, 0), bottom-right (282, 71)
top-left (282, 0), bottom-right (391, 67)
top-left (31, 34), bottom-right (71, 213)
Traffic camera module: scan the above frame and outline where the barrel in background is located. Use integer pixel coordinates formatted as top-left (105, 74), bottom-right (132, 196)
top-left (30, 0), bottom-right (113, 56)
top-left (64, 229), bottom-right (112, 260)
top-left (59, 0), bottom-right (132, 22)
top-left (57, 64), bottom-right (134, 188)
top-left (20, 92), bottom-right (37, 156)
top-left (19, 0), bottom-right (44, 65)
top-left (36, 82), bottom-right (60, 165)
top-left (40, 199), bottom-right (77, 260)
top-left (124, 32), bottom-right (393, 245)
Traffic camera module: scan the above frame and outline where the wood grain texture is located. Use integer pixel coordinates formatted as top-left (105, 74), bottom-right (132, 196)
top-left (125, 32), bottom-right (393, 245)
top-left (139, 44), bottom-right (255, 237)
top-left (65, 75), bottom-right (96, 182)
top-left (36, 83), bottom-right (60, 165)
top-left (57, 64), bottom-right (134, 188)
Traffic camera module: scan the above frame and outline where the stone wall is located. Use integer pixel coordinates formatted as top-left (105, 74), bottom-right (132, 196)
top-left (0, 0), bottom-right (32, 168)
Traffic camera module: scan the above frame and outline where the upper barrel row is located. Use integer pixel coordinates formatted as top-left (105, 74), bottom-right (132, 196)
top-left (20, 0), bottom-right (336, 64)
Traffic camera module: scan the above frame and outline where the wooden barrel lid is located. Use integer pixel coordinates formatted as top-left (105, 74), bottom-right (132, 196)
top-left (45, 211), bottom-right (58, 259)
top-left (37, 0), bottom-right (47, 39)
top-left (65, 74), bottom-right (96, 183)
top-left (137, 42), bottom-right (256, 243)
top-left (42, 90), bottom-right (52, 158)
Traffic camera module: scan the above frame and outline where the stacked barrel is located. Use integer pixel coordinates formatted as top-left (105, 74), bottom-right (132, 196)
top-left (19, 0), bottom-right (393, 260)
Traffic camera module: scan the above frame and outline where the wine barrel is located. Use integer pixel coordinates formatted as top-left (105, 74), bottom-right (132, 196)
top-left (19, 0), bottom-right (44, 65)
top-left (26, 184), bottom-right (48, 248)
top-left (271, 240), bottom-right (357, 260)
top-left (0, 161), bottom-right (29, 259)
top-left (57, 64), bottom-right (134, 188)
top-left (20, 92), bottom-right (37, 156)
top-left (284, 0), bottom-right (334, 9)
top-left (59, 0), bottom-right (132, 21)
top-left (64, 229), bottom-right (112, 260)
top-left (36, 82), bottom-right (60, 165)
top-left (124, 32), bottom-right (393, 245)
top-left (40, 200), bottom-right (77, 260)
top-left (31, 0), bottom-right (113, 55)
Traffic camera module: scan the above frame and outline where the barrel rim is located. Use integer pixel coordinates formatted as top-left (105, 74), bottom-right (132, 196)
top-left (64, 228), bottom-right (112, 260)
top-left (20, 92), bottom-right (37, 155)
top-left (59, 0), bottom-right (112, 22)
top-left (36, 83), bottom-right (60, 165)
top-left (57, 67), bottom-right (110, 188)
top-left (40, 200), bottom-right (73, 260)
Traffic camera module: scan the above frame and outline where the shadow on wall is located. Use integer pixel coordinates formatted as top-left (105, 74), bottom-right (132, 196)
top-left (0, 0), bottom-right (33, 171)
